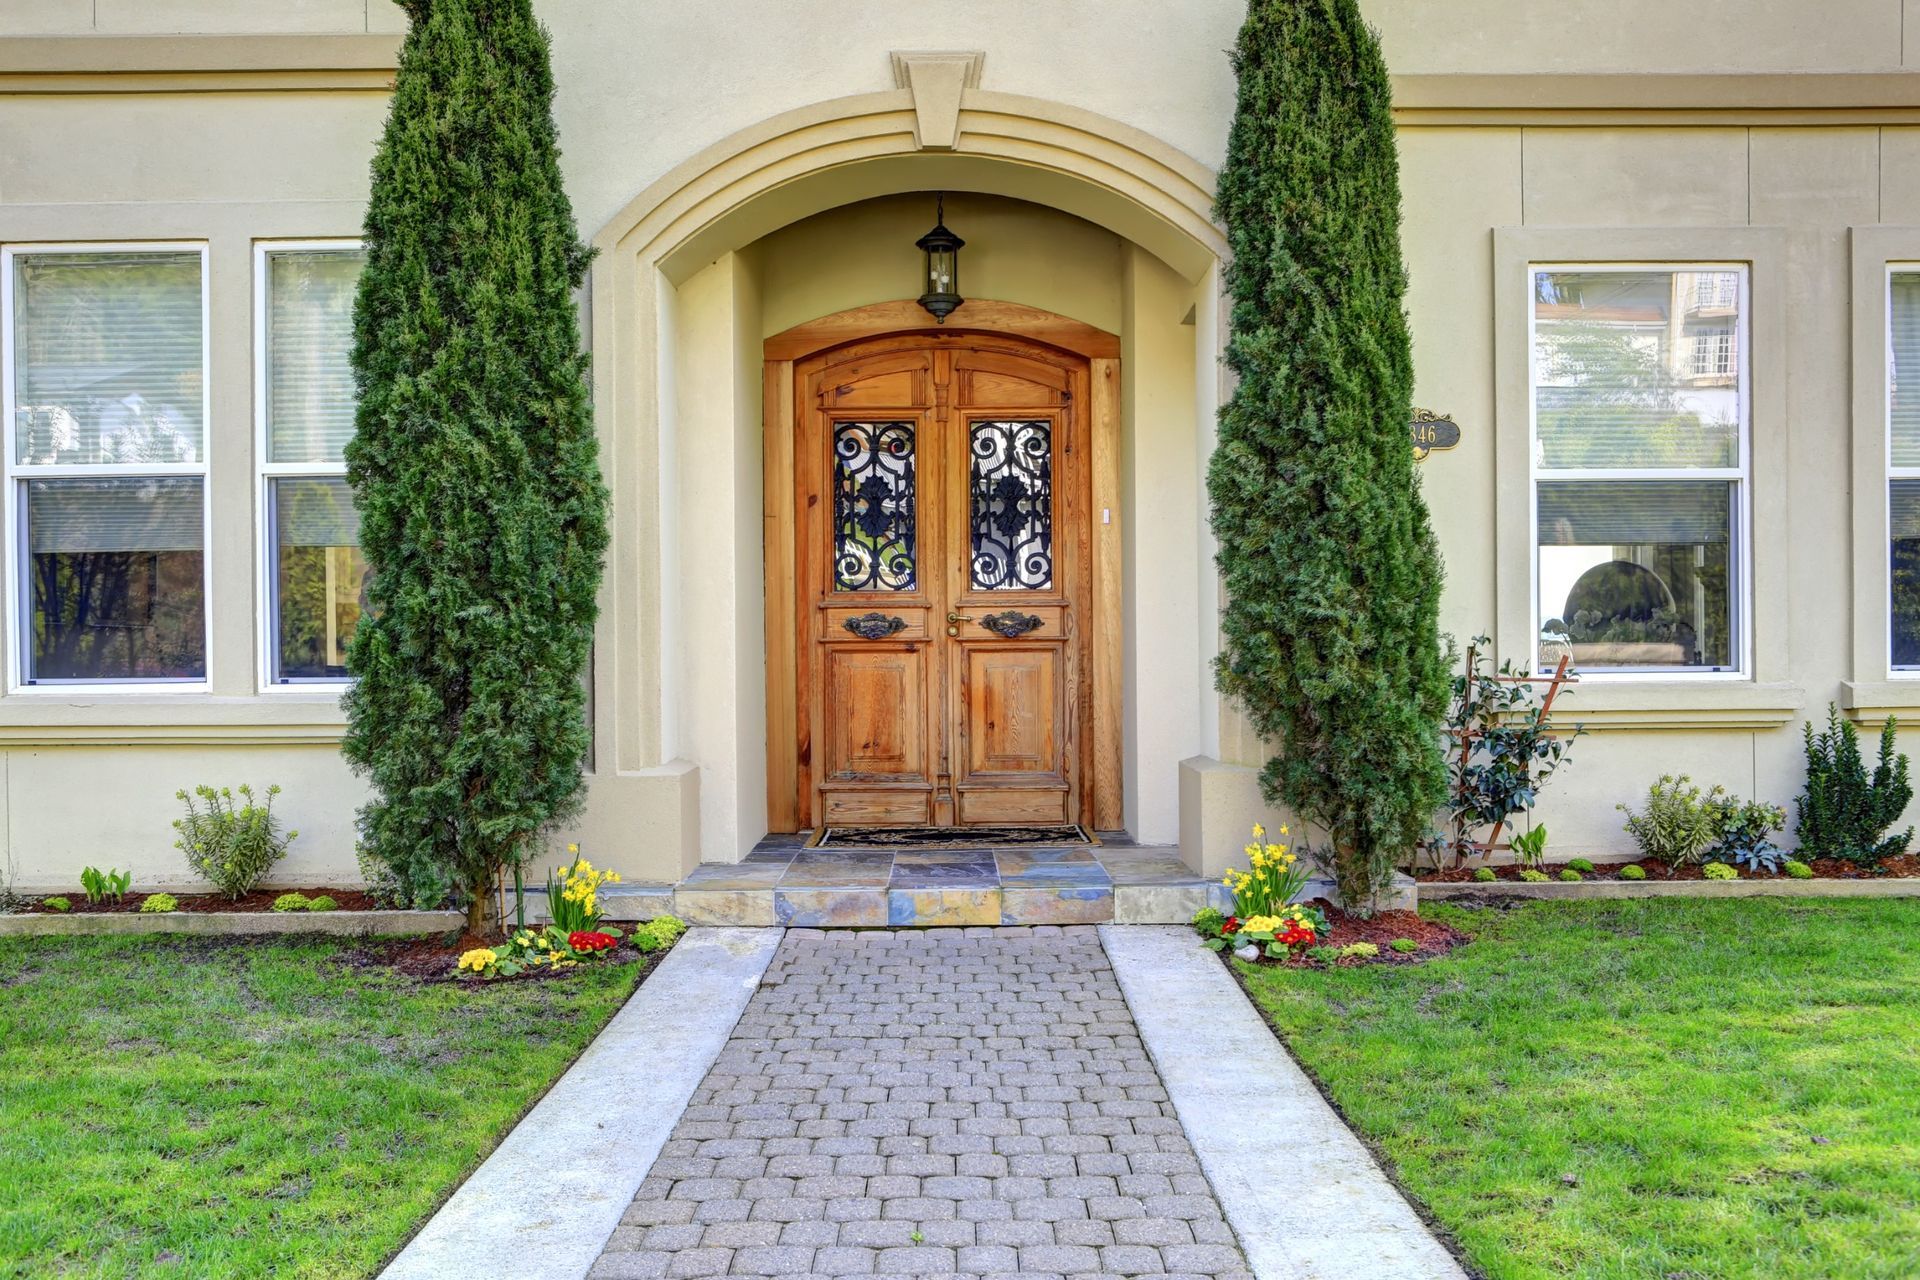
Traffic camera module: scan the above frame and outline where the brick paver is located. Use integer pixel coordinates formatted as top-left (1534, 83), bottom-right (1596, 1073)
top-left (592, 925), bottom-right (1252, 1280)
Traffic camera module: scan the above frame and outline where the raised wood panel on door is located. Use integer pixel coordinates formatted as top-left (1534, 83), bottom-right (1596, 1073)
top-left (772, 310), bottom-right (1119, 832)
top-left (960, 644), bottom-right (1062, 776)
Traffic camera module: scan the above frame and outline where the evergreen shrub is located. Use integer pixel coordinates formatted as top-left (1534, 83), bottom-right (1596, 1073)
top-left (1210, 0), bottom-right (1448, 909)
top-left (1796, 704), bottom-right (1913, 868)
top-left (346, 0), bottom-right (609, 928)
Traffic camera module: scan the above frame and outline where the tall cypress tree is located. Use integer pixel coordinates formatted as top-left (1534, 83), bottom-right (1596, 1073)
top-left (1209, 0), bottom-right (1449, 907)
top-left (345, 0), bottom-right (608, 929)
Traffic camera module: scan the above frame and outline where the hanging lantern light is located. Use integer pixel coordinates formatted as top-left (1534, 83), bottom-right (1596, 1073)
top-left (915, 193), bottom-right (965, 322)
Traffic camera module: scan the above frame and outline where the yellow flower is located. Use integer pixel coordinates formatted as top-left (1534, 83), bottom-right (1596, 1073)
top-left (458, 948), bottom-right (496, 973)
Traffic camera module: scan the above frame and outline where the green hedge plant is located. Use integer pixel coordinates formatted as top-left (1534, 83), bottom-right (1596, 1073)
top-left (172, 785), bottom-right (297, 900)
top-left (344, 0), bottom-right (609, 931)
top-left (1208, 0), bottom-right (1448, 910)
top-left (1796, 704), bottom-right (1913, 868)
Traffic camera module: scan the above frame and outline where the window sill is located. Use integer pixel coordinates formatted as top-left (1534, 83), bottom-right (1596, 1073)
top-left (1544, 681), bottom-right (1804, 732)
top-left (1838, 681), bottom-right (1920, 726)
top-left (0, 694), bottom-right (346, 745)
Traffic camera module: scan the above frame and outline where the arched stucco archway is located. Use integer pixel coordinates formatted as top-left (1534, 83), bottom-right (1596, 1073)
top-left (577, 88), bottom-right (1240, 875)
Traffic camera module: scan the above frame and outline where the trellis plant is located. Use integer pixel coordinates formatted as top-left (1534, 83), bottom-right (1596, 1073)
top-left (1430, 638), bottom-right (1581, 870)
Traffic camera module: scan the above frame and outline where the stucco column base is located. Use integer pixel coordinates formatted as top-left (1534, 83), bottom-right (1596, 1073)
top-left (1179, 756), bottom-right (1417, 914)
top-left (546, 761), bottom-right (702, 886)
top-left (1179, 755), bottom-right (1292, 880)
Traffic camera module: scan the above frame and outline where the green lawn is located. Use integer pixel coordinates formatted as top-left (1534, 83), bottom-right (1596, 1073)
top-left (1238, 898), bottom-right (1920, 1280)
top-left (0, 934), bottom-right (645, 1279)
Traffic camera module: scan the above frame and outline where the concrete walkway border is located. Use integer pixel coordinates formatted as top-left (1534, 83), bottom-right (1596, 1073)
top-left (379, 926), bottom-right (783, 1280)
top-left (1102, 924), bottom-right (1468, 1280)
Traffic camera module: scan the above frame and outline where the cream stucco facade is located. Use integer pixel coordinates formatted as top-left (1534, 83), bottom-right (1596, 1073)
top-left (5, 1), bottom-right (1920, 891)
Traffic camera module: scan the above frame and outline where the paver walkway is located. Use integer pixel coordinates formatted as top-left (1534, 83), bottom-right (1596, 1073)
top-left (592, 926), bottom-right (1253, 1280)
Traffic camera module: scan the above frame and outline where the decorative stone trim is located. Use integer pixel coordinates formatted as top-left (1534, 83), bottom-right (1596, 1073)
top-left (0, 35), bottom-right (401, 93)
top-left (889, 50), bottom-right (985, 150)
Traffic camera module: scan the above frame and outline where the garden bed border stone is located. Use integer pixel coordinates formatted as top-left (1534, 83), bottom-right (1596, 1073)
top-left (0, 908), bottom-right (465, 937)
top-left (1419, 876), bottom-right (1920, 903)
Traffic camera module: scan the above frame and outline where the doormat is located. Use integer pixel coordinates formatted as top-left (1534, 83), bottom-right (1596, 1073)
top-left (812, 824), bottom-right (1097, 850)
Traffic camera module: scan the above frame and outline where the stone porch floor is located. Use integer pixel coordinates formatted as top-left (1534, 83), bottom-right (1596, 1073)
top-left (528, 837), bottom-right (1230, 928)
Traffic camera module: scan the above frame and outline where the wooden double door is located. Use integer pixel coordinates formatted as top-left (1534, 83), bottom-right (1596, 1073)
top-left (789, 333), bottom-right (1097, 828)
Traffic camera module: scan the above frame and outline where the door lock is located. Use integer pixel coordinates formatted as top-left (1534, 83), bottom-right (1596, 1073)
top-left (946, 611), bottom-right (972, 637)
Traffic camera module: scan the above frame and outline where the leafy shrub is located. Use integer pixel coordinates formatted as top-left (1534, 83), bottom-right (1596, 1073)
top-left (1558, 869), bottom-right (1582, 882)
top-left (1797, 704), bottom-right (1914, 868)
top-left (306, 895), bottom-right (338, 912)
top-left (80, 867), bottom-right (130, 905)
top-left (1618, 864), bottom-right (1647, 881)
top-left (1433, 640), bottom-right (1582, 870)
top-left (1192, 907), bottom-right (1227, 939)
top-left (1519, 869), bottom-right (1550, 883)
top-left (1785, 860), bottom-right (1814, 879)
top-left (272, 892), bottom-right (312, 913)
top-left (173, 785), bottom-right (297, 900)
top-left (1472, 866), bottom-right (1497, 883)
top-left (1389, 938), bottom-right (1419, 953)
top-left (1339, 941), bottom-right (1380, 959)
top-left (1619, 775), bottom-right (1721, 869)
top-left (632, 914), bottom-right (686, 953)
top-left (43, 896), bottom-right (71, 912)
top-left (140, 893), bottom-right (178, 913)
top-left (1710, 796), bottom-right (1788, 874)
top-left (1305, 944), bottom-right (1341, 964)
top-left (1566, 858), bottom-right (1595, 874)
top-left (1703, 862), bottom-right (1738, 881)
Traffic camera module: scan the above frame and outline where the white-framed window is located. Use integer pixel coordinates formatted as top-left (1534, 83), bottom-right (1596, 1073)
top-left (255, 241), bottom-right (368, 685)
top-left (1530, 264), bottom-right (1751, 677)
top-left (2, 243), bottom-right (211, 688)
top-left (1887, 267), bottom-right (1920, 672)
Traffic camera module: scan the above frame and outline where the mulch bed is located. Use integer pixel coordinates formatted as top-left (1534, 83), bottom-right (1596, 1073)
top-left (1418, 853), bottom-right (1920, 882)
top-left (22, 888), bottom-right (387, 915)
top-left (1225, 900), bottom-right (1471, 968)
top-left (341, 930), bottom-right (665, 986)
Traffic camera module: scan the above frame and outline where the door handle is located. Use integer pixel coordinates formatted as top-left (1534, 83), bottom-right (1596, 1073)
top-left (946, 612), bottom-right (974, 624)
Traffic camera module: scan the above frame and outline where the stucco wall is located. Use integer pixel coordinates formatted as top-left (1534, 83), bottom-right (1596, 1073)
top-left (7, 10), bottom-right (1920, 887)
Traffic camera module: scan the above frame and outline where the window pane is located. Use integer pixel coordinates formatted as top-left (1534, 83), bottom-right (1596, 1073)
top-left (12, 252), bottom-right (204, 466)
top-left (970, 419), bottom-right (1054, 590)
top-left (1538, 480), bottom-right (1734, 671)
top-left (273, 477), bottom-right (366, 679)
top-left (267, 249), bottom-right (364, 464)
top-left (25, 477), bottom-right (204, 681)
top-left (1892, 273), bottom-right (1920, 466)
top-left (832, 421), bottom-right (916, 592)
top-left (1892, 481), bottom-right (1920, 669)
top-left (1533, 268), bottom-right (1742, 470)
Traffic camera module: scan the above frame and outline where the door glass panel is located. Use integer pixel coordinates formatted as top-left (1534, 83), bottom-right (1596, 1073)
top-left (832, 421), bottom-right (916, 591)
top-left (970, 419), bottom-right (1052, 590)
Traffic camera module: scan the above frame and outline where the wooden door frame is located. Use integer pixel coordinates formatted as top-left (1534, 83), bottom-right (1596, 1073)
top-left (763, 299), bottom-right (1123, 833)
